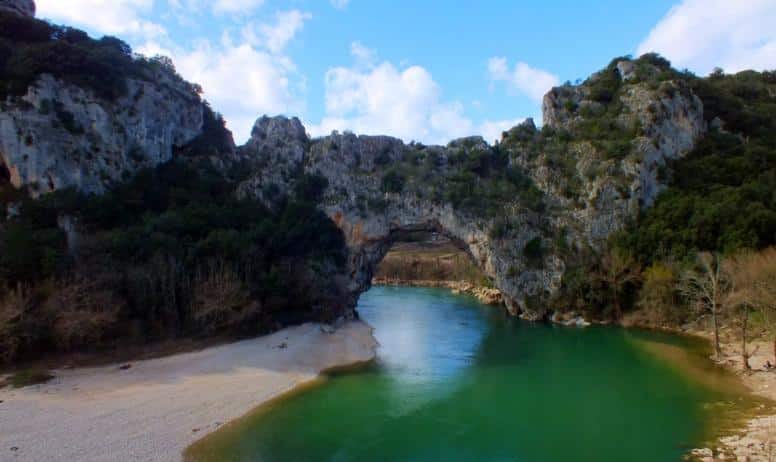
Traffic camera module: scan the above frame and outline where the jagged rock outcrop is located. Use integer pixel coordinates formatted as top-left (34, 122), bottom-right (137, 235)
top-left (531, 58), bottom-right (706, 245)
top-left (0, 0), bottom-right (34, 17)
top-left (0, 73), bottom-right (205, 196)
top-left (236, 116), bottom-right (309, 206)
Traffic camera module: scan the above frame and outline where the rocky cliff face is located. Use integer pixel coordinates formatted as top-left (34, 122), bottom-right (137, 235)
top-left (527, 58), bottom-right (706, 245)
top-left (0, 73), bottom-right (205, 197)
top-left (0, 50), bottom-right (708, 321)
top-left (0, 0), bottom-right (34, 17)
top-left (235, 56), bottom-right (707, 320)
top-left (0, 0), bottom-right (206, 196)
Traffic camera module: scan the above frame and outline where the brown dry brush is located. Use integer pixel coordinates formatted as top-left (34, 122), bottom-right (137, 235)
top-left (594, 248), bottom-right (642, 319)
top-left (0, 255), bottom-right (262, 365)
top-left (727, 247), bottom-right (776, 365)
top-left (679, 252), bottom-right (730, 359)
top-left (190, 259), bottom-right (256, 336)
top-left (376, 252), bottom-right (482, 284)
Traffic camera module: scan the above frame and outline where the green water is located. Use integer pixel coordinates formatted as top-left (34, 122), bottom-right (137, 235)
top-left (189, 286), bottom-right (749, 462)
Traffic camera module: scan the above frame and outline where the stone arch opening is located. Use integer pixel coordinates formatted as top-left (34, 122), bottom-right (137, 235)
top-left (373, 230), bottom-right (486, 287)
top-left (331, 215), bottom-right (516, 319)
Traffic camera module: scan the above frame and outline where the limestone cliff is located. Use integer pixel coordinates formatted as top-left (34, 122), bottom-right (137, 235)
top-left (0, 32), bottom-right (708, 322)
top-left (235, 56), bottom-right (706, 320)
top-left (0, 2), bottom-right (207, 197)
top-left (0, 74), bottom-right (205, 196)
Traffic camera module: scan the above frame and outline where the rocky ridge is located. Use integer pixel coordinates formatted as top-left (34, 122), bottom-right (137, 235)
top-left (1, 22), bottom-right (707, 321)
top-left (236, 57), bottom-right (706, 320)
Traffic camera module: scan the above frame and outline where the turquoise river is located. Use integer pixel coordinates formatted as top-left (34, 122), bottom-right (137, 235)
top-left (188, 286), bottom-right (756, 462)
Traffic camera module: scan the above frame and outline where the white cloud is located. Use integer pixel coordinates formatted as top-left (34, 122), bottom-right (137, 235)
top-left (309, 45), bottom-right (523, 145)
top-left (331, 0), bottom-right (350, 9)
top-left (638, 0), bottom-right (776, 75)
top-left (488, 57), bottom-right (560, 103)
top-left (138, 9), bottom-right (310, 143)
top-left (241, 10), bottom-right (311, 54)
top-left (141, 40), bottom-right (305, 143)
top-left (350, 41), bottom-right (377, 67)
top-left (213, 0), bottom-right (265, 14)
top-left (37, 0), bottom-right (165, 39)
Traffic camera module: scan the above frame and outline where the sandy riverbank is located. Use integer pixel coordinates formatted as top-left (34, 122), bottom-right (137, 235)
top-left (0, 321), bottom-right (377, 462)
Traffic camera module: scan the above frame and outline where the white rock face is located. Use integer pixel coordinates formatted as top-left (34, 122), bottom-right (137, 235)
top-left (233, 60), bottom-right (707, 320)
top-left (0, 0), bottom-right (35, 17)
top-left (0, 73), bottom-right (204, 196)
top-left (236, 116), bottom-right (309, 205)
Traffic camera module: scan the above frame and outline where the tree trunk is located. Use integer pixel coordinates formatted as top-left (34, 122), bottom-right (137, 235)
top-left (712, 302), bottom-right (722, 358)
top-left (742, 307), bottom-right (751, 371)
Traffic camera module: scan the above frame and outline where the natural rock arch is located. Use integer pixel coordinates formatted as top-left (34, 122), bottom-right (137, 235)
top-left (238, 61), bottom-right (707, 320)
top-left (0, 56), bottom-right (708, 322)
top-left (238, 117), bottom-right (565, 320)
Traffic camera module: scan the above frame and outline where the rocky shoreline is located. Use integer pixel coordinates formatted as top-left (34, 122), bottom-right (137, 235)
top-left (372, 278), bottom-right (504, 306)
top-left (688, 335), bottom-right (776, 462)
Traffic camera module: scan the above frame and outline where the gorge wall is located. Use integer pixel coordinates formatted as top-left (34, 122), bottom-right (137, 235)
top-left (0, 2), bottom-right (708, 324)
top-left (234, 57), bottom-right (706, 319)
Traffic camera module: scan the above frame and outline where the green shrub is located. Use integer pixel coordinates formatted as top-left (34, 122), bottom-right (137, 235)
top-left (382, 169), bottom-right (405, 193)
top-left (523, 237), bottom-right (544, 262)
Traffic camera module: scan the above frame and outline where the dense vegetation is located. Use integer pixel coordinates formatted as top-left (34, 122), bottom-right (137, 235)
top-left (0, 147), bottom-right (348, 364)
top-left (0, 11), bottom-right (198, 101)
top-left (622, 70), bottom-right (776, 263)
top-left (554, 64), bottom-right (776, 328)
top-left (0, 12), bottom-right (352, 364)
top-left (376, 139), bottom-right (545, 220)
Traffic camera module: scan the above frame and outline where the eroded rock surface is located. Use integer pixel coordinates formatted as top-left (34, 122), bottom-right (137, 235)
top-left (0, 73), bottom-right (205, 197)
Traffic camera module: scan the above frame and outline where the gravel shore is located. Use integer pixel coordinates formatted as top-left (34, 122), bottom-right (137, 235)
top-left (0, 321), bottom-right (377, 462)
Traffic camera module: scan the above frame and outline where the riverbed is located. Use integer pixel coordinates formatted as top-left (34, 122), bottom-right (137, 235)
top-left (188, 286), bottom-right (753, 462)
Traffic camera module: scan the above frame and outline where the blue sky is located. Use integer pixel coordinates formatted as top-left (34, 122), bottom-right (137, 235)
top-left (35, 0), bottom-right (776, 144)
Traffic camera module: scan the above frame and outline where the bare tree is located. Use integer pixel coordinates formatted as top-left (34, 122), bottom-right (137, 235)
top-left (596, 249), bottom-right (641, 319)
top-left (680, 252), bottom-right (730, 359)
top-left (728, 247), bottom-right (776, 365)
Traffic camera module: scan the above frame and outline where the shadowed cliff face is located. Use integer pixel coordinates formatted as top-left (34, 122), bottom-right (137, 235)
top-left (236, 58), bottom-right (707, 320)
